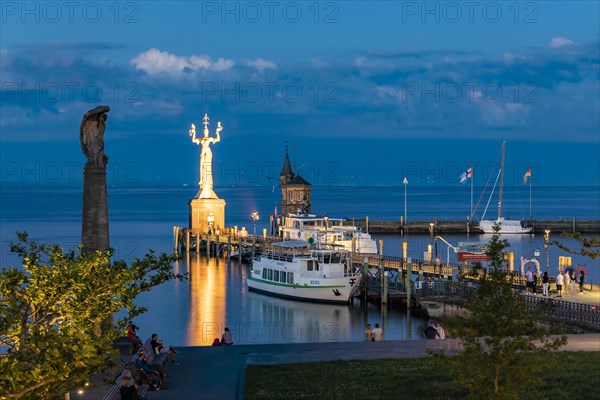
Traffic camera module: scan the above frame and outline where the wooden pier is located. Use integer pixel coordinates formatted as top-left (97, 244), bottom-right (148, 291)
top-left (352, 218), bottom-right (600, 234)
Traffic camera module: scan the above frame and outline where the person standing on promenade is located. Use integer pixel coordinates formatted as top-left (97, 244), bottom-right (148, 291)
top-left (579, 271), bottom-right (585, 294)
top-left (364, 324), bottom-right (373, 342)
top-left (556, 271), bottom-right (564, 298)
top-left (525, 267), bottom-right (534, 294)
top-left (532, 272), bottom-right (538, 295)
top-left (372, 323), bottom-right (383, 341)
top-left (542, 271), bottom-right (549, 297)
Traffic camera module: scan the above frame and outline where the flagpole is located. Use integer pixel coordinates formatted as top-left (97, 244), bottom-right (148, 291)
top-left (529, 168), bottom-right (532, 226)
top-left (470, 165), bottom-right (474, 222)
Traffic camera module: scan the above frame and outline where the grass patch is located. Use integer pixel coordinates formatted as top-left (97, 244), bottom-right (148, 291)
top-left (245, 352), bottom-right (600, 400)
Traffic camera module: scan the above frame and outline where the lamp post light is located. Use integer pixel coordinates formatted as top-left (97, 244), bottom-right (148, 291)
top-left (544, 229), bottom-right (550, 274)
top-left (435, 236), bottom-right (457, 269)
top-left (324, 216), bottom-right (329, 244)
top-left (428, 223), bottom-right (435, 263)
top-left (251, 211), bottom-right (260, 236)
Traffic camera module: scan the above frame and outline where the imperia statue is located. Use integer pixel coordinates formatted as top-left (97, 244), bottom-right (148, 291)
top-left (80, 105), bottom-right (110, 167)
top-left (189, 114), bottom-right (223, 199)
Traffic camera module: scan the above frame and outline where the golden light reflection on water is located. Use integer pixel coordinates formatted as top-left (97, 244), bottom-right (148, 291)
top-left (186, 254), bottom-right (227, 346)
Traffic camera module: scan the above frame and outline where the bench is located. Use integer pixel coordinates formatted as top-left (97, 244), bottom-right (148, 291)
top-left (141, 339), bottom-right (169, 368)
top-left (101, 369), bottom-right (149, 400)
top-left (102, 338), bottom-right (154, 400)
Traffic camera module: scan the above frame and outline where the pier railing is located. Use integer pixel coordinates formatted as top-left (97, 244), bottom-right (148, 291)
top-left (419, 281), bottom-right (600, 329)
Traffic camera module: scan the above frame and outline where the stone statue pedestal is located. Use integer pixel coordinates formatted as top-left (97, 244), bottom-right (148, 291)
top-left (82, 164), bottom-right (109, 252)
top-left (189, 197), bottom-right (226, 235)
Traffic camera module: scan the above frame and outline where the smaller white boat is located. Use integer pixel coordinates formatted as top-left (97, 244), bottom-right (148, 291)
top-left (279, 213), bottom-right (378, 254)
top-left (477, 142), bottom-right (532, 234)
top-left (247, 241), bottom-right (361, 304)
top-left (479, 218), bottom-right (532, 234)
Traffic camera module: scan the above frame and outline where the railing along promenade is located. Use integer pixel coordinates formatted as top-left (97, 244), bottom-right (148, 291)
top-left (418, 281), bottom-right (600, 330)
top-left (350, 254), bottom-right (570, 288)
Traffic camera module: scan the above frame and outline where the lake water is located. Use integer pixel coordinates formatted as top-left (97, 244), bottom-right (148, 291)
top-left (1, 185), bottom-right (598, 346)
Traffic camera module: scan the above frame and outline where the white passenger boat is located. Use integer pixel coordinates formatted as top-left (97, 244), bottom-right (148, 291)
top-left (279, 213), bottom-right (378, 254)
top-left (247, 241), bottom-right (362, 304)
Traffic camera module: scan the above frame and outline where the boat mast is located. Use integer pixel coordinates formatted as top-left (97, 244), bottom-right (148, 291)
top-left (497, 141), bottom-right (506, 220)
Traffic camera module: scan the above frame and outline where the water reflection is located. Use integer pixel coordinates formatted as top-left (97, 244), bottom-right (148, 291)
top-left (178, 255), bottom-right (428, 346)
top-left (186, 254), bottom-right (228, 346)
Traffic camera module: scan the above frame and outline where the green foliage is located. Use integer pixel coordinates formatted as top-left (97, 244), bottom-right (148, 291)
top-left (0, 232), bottom-right (183, 399)
top-left (437, 223), bottom-right (567, 399)
top-left (552, 232), bottom-right (600, 260)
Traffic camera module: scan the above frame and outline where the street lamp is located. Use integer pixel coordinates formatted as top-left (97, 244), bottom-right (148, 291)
top-left (435, 236), bottom-right (458, 269)
top-left (428, 223), bottom-right (435, 263)
top-left (544, 229), bottom-right (550, 274)
top-left (324, 216), bottom-right (329, 244)
top-left (251, 211), bottom-right (260, 236)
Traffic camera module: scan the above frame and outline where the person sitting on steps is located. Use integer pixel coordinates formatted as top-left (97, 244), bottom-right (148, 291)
top-left (221, 327), bottom-right (233, 345)
top-left (135, 351), bottom-right (165, 390)
top-left (151, 333), bottom-right (178, 364)
top-left (126, 321), bottom-right (142, 352)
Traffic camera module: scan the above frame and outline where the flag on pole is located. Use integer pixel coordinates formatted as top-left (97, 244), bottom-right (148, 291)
top-left (523, 167), bottom-right (531, 184)
top-left (459, 167), bottom-right (473, 183)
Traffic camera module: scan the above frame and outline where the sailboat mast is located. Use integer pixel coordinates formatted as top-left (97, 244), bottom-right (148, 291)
top-left (498, 141), bottom-right (506, 220)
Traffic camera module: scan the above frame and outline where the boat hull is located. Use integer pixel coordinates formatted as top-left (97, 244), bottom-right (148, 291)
top-left (479, 219), bottom-right (532, 234)
top-left (247, 275), bottom-right (360, 304)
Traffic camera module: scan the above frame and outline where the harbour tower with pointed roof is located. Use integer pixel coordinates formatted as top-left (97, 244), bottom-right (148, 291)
top-left (280, 145), bottom-right (311, 216)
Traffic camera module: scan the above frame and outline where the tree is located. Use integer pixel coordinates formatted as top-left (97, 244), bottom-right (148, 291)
top-left (0, 232), bottom-right (183, 399)
top-left (436, 224), bottom-right (567, 399)
top-left (553, 232), bottom-right (600, 260)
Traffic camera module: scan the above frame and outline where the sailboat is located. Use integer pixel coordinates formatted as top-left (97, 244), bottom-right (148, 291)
top-left (478, 142), bottom-right (533, 234)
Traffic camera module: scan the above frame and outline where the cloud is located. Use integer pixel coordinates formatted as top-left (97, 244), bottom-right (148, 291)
top-left (550, 37), bottom-right (575, 48)
top-left (131, 48), bottom-right (235, 74)
top-left (244, 58), bottom-right (277, 72)
top-left (309, 58), bottom-right (331, 69)
top-left (1, 40), bottom-right (598, 144)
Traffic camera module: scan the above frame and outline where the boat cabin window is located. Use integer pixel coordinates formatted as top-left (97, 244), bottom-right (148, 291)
top-left (323, 254), bottom-right (330, 263)
top-left (268, 269), bottom-right (273, 280)
top-left (273, 270), bottom-right (279, 282)
top-left (287, 272), bottom-right (294, 284)
top-left (330, 253), bottom-right (341, 263)
top-left (307, 260), bottom-right (319, 271)
top-left (262, 269), bottom-right (267, 279)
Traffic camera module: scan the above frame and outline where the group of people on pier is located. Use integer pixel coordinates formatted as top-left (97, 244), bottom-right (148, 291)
top-left (525, 268), bottom-right (586, 297)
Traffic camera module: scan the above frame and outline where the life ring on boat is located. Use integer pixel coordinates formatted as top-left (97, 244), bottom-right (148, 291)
top-left (298, 232), bottom-right (301, 238)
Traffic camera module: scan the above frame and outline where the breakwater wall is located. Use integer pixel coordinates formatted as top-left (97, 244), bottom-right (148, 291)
top-left (352, 219), bottom-right (600, 234)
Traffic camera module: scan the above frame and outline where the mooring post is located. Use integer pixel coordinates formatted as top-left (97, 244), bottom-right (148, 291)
top-left (382, 271), bottom-right (389, 305)
top-left (379, 239), bottom-right (384, 301)
top-left (186, 229), bottom-right (190, 254)
top-left (406, 257), bottom-right (412, 308)
top-left (215, 235), bottom-right (221, 262)
top-left (174, 226), bottom-right (179, 257)
top-left (362, 257), bottom-right (369, 303)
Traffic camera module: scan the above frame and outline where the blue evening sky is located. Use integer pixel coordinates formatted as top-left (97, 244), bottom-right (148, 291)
top-left (1, 1), bottom-right (599, 186)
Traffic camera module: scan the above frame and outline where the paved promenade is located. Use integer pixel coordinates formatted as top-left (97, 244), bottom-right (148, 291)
top-left (148, 334), bottom-right (599, 400)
